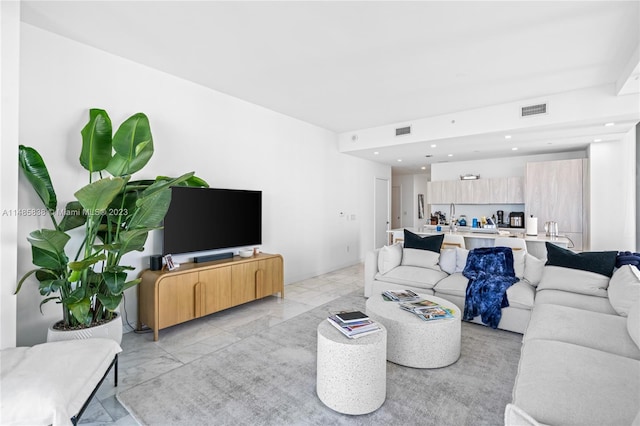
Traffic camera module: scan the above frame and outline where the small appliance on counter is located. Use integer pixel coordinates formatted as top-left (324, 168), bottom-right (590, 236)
top-left (545, 221), bottom-right (559, 237)
top-left (509, 212), bottom-right (525, 228)
top-left (496, 210), bottom-right (504, 225)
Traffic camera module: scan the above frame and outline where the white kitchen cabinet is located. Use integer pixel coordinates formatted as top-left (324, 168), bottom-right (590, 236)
top-left (507, 177), bottom-right (525, 204)
top-left (428, 180), bottom-right (456, 204)
top-left (430, 176), bottom-right (525, 204)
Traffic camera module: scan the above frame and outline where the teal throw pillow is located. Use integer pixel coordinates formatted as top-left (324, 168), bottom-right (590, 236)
top-left (545, 242), bottom-right (617, 277)
top-left (403, 229), bottom-right (444, 253)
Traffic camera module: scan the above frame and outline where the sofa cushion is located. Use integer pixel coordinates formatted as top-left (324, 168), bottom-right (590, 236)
top-left (375, 266), bottom-right (447, 290)
top-left (377, 244), bottom-right (403, 274)
top-left (455, 247), bottom-right (469, 273)
top-left (506, 281), bottom-right (535, 310)
top-left (513, 339), bottom-right (640, 426)
top-left (525, 303), bottom-right (640, 359)
top-left (545, 242), bottom-right (617, 277)
top-left (534, 289), bottom-right (617, 314)
top-left (439, 248), bottom-right (456, 274)
top-left (629, 299), bottom-right (640, 349)
top-left (401, 248), bottom-right (440, 270)
top-left (512, 249), bottom-right (526, 279)
top-left (608, 265), bottom-right (640, 317)
top-left (403, 229), bottom-right (444, 253)
top-left (523, 253), bottom-right (544, 287)
top-left (433, 272), bottom-right (467, 297)
top-left (433, 274), bottom-right (534, 310)
top-left (504, 404), bottom-right (542, 426)
top-left (537, 266), bottom-right (610, 297)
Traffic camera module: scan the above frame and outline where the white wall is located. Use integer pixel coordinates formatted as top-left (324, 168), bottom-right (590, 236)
top-left (15, 24), bottom-right (390, 345)
top-left (0, 0), bottom-right (20, 349)
top-left (589, 131), bottom-right (636, 251)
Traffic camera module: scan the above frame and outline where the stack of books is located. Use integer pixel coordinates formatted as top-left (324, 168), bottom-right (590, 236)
top-left (381, 289), bottom-right (420, 302)
top-left (398, 299), bottom-right (455, 321)
top-left (327, 310), bottom-right (382, 339)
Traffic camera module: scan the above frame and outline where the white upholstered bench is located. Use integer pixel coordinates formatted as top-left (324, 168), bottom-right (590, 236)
top-left (0, 338), bottom-right (121, 425)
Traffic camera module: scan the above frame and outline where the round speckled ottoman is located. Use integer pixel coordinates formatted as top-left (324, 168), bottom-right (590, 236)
top-left (316, 320), bottom-right (387, 415)
top-left (365, 294), bottom-right (461, 368)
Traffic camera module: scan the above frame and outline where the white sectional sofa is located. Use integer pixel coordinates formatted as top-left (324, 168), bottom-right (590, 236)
top-left (365, 233), bottom-right (640, 425)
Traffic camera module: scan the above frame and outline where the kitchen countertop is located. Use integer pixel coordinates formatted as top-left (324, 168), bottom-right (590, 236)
top-left (390, 226), bottom-right (571, 244)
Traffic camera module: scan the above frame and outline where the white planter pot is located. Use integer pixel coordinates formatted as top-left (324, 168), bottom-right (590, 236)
top-left (46, 313), bottom-right (122, 345)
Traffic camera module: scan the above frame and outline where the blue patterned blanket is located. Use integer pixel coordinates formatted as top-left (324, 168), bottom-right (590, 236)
top-left (463, 246), bottom-right (519, 329)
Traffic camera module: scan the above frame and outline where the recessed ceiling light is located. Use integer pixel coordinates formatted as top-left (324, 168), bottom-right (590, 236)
top-left (604, 122), bottom-right (615, 127)
top-left (447, 154), bottom-right (453, 157)
top-left (505, 135), bottom-right (512, 139)
top-left (373, 151), bottom-right (379, 155)
top-left (512, 147), bottom-right (518, 151)
top-left (421, 166), bottom-right (426, 170)
top-left (397, 159), bottom-right (402, 162)
top-left (430, 144), bottom-right (437, 148)
top-left (593, 138), bottom-right (602, 143)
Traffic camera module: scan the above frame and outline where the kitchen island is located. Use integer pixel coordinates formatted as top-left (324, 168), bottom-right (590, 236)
top-left (389, 226), bottom-right (571, 259)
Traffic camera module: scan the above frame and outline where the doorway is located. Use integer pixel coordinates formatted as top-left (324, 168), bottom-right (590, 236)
top-left (374, 177), bottom-right (390, 249)
top-left (391, 185), bottom-right (401, 229)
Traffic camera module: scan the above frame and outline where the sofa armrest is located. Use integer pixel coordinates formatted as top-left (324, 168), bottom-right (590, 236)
top-left (364, 249), bottom-right (381, 298)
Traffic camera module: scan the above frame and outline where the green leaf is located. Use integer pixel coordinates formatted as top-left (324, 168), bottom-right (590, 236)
top-left (106, 113), bottom-right (154, 176)
top-left (38, 279), bottom-right (66, 296)
top-left (68, 253), bottom-right (106, 271)
top-left (122, 278), bottom-right (141, 292)
top-left (18, 145), bottom-right (57, 212)
top-left (59, 201), bottom-right (87, 232)
top-left (27, 229), bottom-right (70, 253)
top-left (74, 177), bottom-right (128, 216)
top-left (128, 188), bottom-right (171, 230)
top-left (67, 298), bottom-right (91, 325)
top-left (79, 109), bottom-right (113, 172)
top-left (28, 230), bottom-right (70, 269)
top-left (39, 297), bottom-right (61, 314)
top-left (103, 271), bottom-right (127, 295)
top-left (15, 268), bottom-right (59, 294)
top-left (97, 293), bottom-right (122, 311)
top-left (65, 286), bottom-right (86, 305)
top-left (118, 229), bottom-right (151, 255)
top-left (156, 175), bottom-right (209, 188)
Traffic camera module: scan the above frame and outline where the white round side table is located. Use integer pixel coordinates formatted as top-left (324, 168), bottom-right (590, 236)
top-left (316, 320), bottom-right (387, 415)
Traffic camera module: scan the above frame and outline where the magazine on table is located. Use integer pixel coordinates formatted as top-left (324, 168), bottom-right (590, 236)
top-left (399, 299), bottom-right (455, 321)
top-left (327, 314), bottom-right (382, 339)
top-left (381, 289), bottom-right (420, 302)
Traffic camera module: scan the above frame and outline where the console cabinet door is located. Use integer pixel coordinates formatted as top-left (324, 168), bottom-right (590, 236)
top-left (256, 257), bottom-right (284, 299)
top-left (231, 262), bottom-right (258, 306)
top-left (158, 272), bottom-right (199, 329)
top-left (200, 268), bottom-right (232, 316)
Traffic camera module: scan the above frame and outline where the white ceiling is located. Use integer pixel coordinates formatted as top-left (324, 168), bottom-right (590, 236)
top-left (20, 1), bottom-right (640, 172)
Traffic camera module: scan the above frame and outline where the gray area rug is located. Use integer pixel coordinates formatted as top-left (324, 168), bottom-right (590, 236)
top-left (117, 291), bottom-right (523, 425)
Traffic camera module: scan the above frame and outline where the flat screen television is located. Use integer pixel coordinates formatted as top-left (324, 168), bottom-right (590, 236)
top-left (162, 187), bottom-right (262, 255)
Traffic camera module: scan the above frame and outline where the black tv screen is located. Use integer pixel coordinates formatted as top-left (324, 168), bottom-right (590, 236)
top-left (163, 187), bottom-right (262, 255)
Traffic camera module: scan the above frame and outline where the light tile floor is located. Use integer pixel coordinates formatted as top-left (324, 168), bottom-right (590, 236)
top-left (80, 263), bottom-right (364, 425)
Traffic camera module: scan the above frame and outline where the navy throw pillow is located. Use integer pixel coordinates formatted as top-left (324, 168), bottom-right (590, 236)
top-left (545, 242), bottom-right (617, 277)
top-left (616, 251), bottom-right (640, 269)
top-left (403, 229), bottom-right (444, 253)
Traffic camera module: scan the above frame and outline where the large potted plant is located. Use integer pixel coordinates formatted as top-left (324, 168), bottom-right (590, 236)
top-left (16, 109), bottom-right (207, 343)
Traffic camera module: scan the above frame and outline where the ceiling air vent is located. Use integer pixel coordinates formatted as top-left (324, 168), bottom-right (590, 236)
top-left (395, 126), bottom-right (411, 136)
top-left (521, 103), bottom-right (547, 117)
